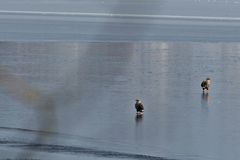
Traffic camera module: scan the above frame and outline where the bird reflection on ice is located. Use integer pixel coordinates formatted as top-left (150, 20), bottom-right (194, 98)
top-left (135, 114), bottom-right (143, 123)
top-left (201, 92), bottom-right (209, 108)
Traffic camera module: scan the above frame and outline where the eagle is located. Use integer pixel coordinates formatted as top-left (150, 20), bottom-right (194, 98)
top-left (201, 78), bottom-right (211, 92)
top-left (135, 99), bottom-right (144, 113)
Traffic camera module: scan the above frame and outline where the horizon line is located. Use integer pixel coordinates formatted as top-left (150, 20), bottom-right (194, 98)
top-left (0, 10), bottom-right (240, 21)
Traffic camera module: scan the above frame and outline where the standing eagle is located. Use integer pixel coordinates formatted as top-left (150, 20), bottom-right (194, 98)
top-left (201, 78), bottom-right (211, 92)
top-left (135, 99), bottom-right (144, 113)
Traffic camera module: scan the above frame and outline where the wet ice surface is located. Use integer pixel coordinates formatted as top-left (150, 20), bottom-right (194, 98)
top-left (1, 42), bottom-right (240, 159)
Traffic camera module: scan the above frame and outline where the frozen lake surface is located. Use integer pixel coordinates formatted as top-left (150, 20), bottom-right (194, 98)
top-left (1, 0), bottom-right (240, 159)
top-left (1, 42), bottom-right (240, 159)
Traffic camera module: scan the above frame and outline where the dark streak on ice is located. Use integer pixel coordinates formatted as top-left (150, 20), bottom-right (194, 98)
top-left (0, 140), bottom-right (176, 160)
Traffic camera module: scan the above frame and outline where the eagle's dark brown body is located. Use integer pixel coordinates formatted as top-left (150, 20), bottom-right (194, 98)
top-left (135, 100), bottom-right (144, 112)
top-left (201, 78), bottom-right (211, 91)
